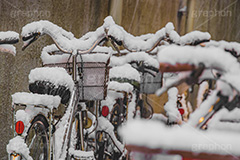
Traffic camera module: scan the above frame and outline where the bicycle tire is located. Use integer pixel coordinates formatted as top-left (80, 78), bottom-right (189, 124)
top-left (25, 115), bottom-right (49, 160)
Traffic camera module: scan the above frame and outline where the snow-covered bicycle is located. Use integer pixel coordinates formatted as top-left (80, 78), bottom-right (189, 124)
top-left (7, 19), bottom-right (113, 160)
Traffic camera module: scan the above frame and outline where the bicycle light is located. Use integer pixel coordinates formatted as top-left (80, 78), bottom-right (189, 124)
top-left (101, 106), bottom-right (109, 117)
top-left (10, 152), bottom-right (22, 160)
top-left (178, 108), bottom-right (185, 115)
top-left (15, 121), bottom-right (24, 135)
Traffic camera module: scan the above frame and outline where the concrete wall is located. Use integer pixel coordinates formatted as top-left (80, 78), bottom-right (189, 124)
top-left (0, 0), bottom-right (239, 158)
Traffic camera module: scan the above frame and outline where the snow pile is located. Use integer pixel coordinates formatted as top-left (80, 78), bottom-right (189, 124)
top-left (158, 45), bottom-right (239, 73)
top-left (180, 31), bottom-right (211, 45)
top-left (29, 67), bottom-right (74, 91)
top-left (0, 31), bottom-right (19, 41)
top-left (158, 45), bottom-right (240, 92)
top-left (68, 148), bottom-right (95, 160)
top-left (164, 87), bottom-right (181, 123)
top-left (205, 40), bottom-right (240, 56)
top-left (208, 108), bottom-right (240, 132)
top-left (108, 81), bottom-right (133, 93)
top-left (110, 52), bottom-right (159, 68)
top-left (41, 44), bottom-right (111, 64)
top-left (12, 92), bottom-right (61, 109)
top-left (7, 136), bottom-right (33, 160)
top-left (109, 64), bottom-right (140, 82)
top-left (197, 81), bottom-right (209, 108)
top-left (104, 16), bottom-right (166, 52)
top-left (119, 119), bottom-right (240, 156)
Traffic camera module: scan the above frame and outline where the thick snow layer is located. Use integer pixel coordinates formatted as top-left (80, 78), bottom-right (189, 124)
top-left (68, 148), bottom-right (95, 159)
top-left (104, 16), bottom-right (166, 52)
top-left (180, 31), bottom-right (211, 45)
top-left (41, 44), bottom-right (111, 64)
top-left (0, 31), bottom-right (19, 41)
top-left (208, 108), bottom-right (240, 132)
top-left (205, 40), bottom-right (240, 56)
top-left (108, 81), bottom-right (133, 93)
top-left (110, 52), bottom-right (159, 68)
top-left (158, 45), bottom-right (239, 73)
top-left (29, 67), bottom-right (74, 91)
top-left (7, 136), bottom-right (33, 160)
top-left (158, 45), bottom-right (240, 92)
top-left (119, 119), bottom-right (240, 156)
top-left (12, 92), bottom-right (61, 109)
top-left (22, 20), bottom-right (106, 53)
top-left (164, 87), bottom-right (181, 123)
top-left (109, 64), bottom-right (140, 82)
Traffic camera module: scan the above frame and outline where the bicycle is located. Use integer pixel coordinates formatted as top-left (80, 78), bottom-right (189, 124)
top-left (123, 45), bottom-right (240, 160)
top-left (8, 19), bottom-right (116, 160)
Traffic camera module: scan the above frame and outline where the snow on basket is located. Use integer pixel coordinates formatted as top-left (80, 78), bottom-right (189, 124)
top-left (43, 51), bottom-right (110, 101)
top-left (109, 64), bottom-right (140, 89)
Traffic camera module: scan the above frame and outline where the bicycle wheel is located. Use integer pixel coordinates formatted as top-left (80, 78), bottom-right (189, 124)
top-left (25, 115), bottom-right (49, 160)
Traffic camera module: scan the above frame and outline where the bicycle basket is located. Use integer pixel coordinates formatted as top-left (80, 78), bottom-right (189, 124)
top-left (140, 72), bottom-right (162, 94)
top-left (43, 54), bottom-right (110, 101)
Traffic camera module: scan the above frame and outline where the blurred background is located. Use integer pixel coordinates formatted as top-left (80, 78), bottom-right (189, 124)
top-left (0, 0), bottom-right (239, 158)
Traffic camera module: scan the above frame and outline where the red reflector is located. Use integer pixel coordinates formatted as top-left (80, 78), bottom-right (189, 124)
top-left (102, 106), bottom-right (109, 117)
top-left (178, 108), bottom-right (185, 115)
top-left (15, 121), bottom-right (24, 135)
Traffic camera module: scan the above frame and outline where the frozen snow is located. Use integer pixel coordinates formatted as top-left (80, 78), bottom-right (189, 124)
top-left (7, 136), bottom-right (33, 160)
top-left (22, 20), bottom-right (106, 53)
top-left (205, 40), bottom-right (240, 56)
top-left (0, 31), bottom-right (19, 41)
top-left (110, 51), bottom-right (159, 69)
top-left (12, 92), bottom-right (61, 109)
top-left (119, 119), bottom-right (240, 156)
top-left (180, 31), bottom-right (211, 45)
top-left (208, 108), bottom-right (240, 132)
top-left (41, 44), bottom-right (111, 64)
top-left (29, 67), bottom-right (74, 91)
top-left (164, 87), bottom-right (182, 123)
top-left (108, 81), bottom-right (134, 93)
top-left (109, 64), bottom-right (140, 82)
top-left (104, 16), bottom-right (166, 52)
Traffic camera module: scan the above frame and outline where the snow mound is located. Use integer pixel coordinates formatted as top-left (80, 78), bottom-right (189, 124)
top-left (7, 136), bottom-right (33, 160)
top-left (12, 92), bottom-right (61, 109)
top-left (109, 64), bottom-right (140, 82)
top-left (29, 67), bottom-right (74, 91)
